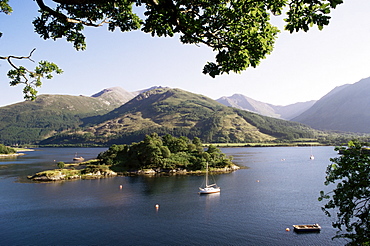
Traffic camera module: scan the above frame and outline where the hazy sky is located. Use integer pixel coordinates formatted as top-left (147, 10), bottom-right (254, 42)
top-left (1, 0), bottom-right (369, 107)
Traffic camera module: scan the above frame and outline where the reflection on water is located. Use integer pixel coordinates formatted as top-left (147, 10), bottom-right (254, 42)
top-left (0, 155), bottom-right (18, 160)
top-left (0, 147), bottom-right (347, 245)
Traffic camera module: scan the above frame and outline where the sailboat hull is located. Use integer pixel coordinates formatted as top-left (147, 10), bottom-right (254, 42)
top-left (199, 187), bottom-right (221, 194)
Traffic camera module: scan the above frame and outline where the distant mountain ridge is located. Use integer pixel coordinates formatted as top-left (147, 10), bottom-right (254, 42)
top-left (132, 86), bottom-right (168, 96)
top-left (216, 94), bottom-right (316, 120)
top-left (41, 87), bottom-right (316, 145)
top-left (2, 76), bottom-right (370, 146)
top-left (292, 77), bottom-right (370, 133)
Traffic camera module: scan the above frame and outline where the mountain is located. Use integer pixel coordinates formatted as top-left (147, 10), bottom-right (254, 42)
top-left (216, 94), bottom-right (316, 120)
top-left (91, 86), bottom-right (136, 106)
top-left (292, 77), bottom-right (370, 133)
top-left (0, 88), bottom-right (131, 145)
top-left (41, 87), bottom-right (317, 145)
top-left (132, 86), bottom-right (167, 96)
top-left (217, 94), bottom-right (281, 118)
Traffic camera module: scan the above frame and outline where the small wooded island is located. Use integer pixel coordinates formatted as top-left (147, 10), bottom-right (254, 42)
top-left (29, 133), bottom-right (240, 182)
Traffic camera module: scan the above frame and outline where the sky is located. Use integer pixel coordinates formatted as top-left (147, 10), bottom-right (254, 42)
top-left (0, 0), bottom-right (370, 107)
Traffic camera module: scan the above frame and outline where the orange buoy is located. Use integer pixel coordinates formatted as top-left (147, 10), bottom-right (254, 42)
top-left (155, 204), bottom-right (159, 209)
top-left (119, 185), bottom-right (123, 189)
top-left (285, 228), bottom-right (290, 232)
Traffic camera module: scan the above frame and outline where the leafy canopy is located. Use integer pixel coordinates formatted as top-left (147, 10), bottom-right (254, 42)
top-left (1, 0), bottom-right (343, 98)
top-left (97, 133), bottom-right (234, 171)
top-left (319, 140), bottom-right (370, 245)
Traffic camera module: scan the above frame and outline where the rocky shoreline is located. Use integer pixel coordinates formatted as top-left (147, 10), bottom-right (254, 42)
top-left (29, 169), bottom-right (118, 182)
top-left (124, 164), bottom-right (241, 176)
top-left (28, 162), bottom-right (241, 182)
top-left (0, 153), bottom-right (25, 157)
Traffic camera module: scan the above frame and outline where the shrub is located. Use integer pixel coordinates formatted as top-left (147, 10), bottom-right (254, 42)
top-left (57, 161), bottom-right (65, 169)
top-left (0, 144), bottom-right (16, 154)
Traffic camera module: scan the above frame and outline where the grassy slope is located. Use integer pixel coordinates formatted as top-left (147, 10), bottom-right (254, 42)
top-left (0, 94), bottom-right (120, 145)
top-left (42, 88), bottom-right (317, 145)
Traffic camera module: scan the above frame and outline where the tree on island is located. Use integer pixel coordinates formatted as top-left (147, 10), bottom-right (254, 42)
top-left (1, 0), bottom-right (343, 99)
top-left (97, 133), bottom-right (234, 171)
top-left (319, 140), bottom-right (370, 245)
top-left (0, 144), bottom-right (16, 154)
top-left (57, 161), bottom-right (65, 169)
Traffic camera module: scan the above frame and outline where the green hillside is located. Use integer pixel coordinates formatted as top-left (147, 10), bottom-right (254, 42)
top-left (41, 88), bottom-right (317, 145)
top-left (0, 94), bottom-right (122, 145)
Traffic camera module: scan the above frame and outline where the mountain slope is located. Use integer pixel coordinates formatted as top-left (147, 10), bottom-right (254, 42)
top-left (217, 94), bottom-right (280, 118)
top-left (91, 86), bottom-right (135, 107)
top-left (42, 88), bottom-right (317, 145)
top-left (0, 89), bottom-right (127, 145)
top-left (272, 100), bottom-right (316, 120)
top-left (217, 94), bottom-right (315, 120)
top-left (292, 77), bottom-right (370, 133)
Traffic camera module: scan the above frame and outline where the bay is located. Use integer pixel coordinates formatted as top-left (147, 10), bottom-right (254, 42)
top-left (0, 146), bottom-right (347, 245)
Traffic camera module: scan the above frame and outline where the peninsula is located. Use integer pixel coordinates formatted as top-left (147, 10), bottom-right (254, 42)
top-left (0, 144), bottom-right (26, 157)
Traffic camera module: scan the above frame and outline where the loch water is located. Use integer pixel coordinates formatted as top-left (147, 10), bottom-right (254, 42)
top-left (0, 147), bottom-right (347, 245)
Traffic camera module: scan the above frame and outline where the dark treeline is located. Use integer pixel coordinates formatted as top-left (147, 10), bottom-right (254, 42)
top-left (235, 109), bottom-right (316, 140)
top-left (37, 126), bottom-right (370, 147)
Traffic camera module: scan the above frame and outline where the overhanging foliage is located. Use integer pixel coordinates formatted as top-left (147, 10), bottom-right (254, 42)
top-left (0, 0), bottom-right (344, 99)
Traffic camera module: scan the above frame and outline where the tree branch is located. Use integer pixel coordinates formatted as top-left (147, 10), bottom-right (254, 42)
top-left (0, 48), bottom-right (36, 71)
top-left (51, 0), bottom-right (107, 4)
top-left (36, 0), bottom-right (109, 27)
top-left (0, 49), bottom-right (38, 84)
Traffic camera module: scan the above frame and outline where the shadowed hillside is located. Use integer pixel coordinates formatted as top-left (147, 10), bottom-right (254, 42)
top-left (292, 77), bottom-right (370, 133)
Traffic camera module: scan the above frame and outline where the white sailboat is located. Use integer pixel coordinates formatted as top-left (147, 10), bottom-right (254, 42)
top-left (199, 163), bottom-right (220, 194)
top-left (310, 145), bottom-right (314, 160)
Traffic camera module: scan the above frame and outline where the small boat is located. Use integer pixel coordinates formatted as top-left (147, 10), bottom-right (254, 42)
top-left (199, 163), bottom-right (220, 194)
top-left (73, 153), bottom-right (84, 162)
top-left (293, 224), bottom-right (321, 232)
top-left (309, 145), bottom-right (314, 160)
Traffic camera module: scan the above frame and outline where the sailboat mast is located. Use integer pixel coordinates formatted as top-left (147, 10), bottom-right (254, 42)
top-left (205, 162), bottom-right (209, 187)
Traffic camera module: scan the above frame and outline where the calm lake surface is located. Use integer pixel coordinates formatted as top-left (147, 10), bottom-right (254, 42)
top-left (0, 147), bottom-right (348, 245)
